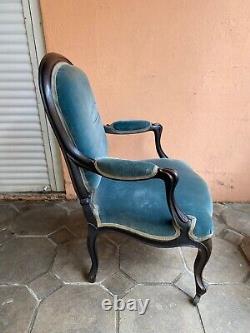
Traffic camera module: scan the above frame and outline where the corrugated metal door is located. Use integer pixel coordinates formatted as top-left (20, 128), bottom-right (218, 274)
top-left (0, 0), bottom-right (63, 192)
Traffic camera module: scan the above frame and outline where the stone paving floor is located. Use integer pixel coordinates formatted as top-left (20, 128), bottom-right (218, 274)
top-left (0, 200), bottom-right (249, 333)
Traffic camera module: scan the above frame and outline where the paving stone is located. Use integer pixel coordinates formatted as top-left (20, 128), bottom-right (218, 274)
top-left (213, 203), bottom-right (227, 217)
top-left (120, 285), bottom-right (203, 333)
top-left (52, 237), bottom-right (119, 283)
top-left (174, 271), bottom-right (197, 297)
top-left (0, 238), bottom-right (55, 284)
top-left (0, 204), bottom-right (18, 229)
top-left (198, 284), bottom-right (250, 333)
top-left (12, 200), bottom-right (60, 212)
top-left (221, 228), bottom-right (244, 245)
top-left (102, 271), bottom-right (135, 296)
top-left (120, 239), bottom-right (184, 283)
top-left (222, 207), bottom-right (250, 236)
top-left (245, 272), bottom-right (250, 285)
top-left (65, 208), bottom-right (87, 238)
top-left (213, 215), bottom-right (227, 237)
top-left (56, 199), bottom-right (80, 213)
top-left (230, 203), bottom-right (250, 214)
top-left (32, 285), bottom-right (115, 333)
top-left (0, 229), bottom-right (14, 244)
top-left (29, 273), bottom-right (63, 300)
top-left (241, 237), bottom-right (250, 262)
top-left (49, 227), bottom-right (75, 244)
top-left (182, 238), bottom-right (249, 283)
top-left (0, 285), bottom-right (37, 333)
top-left (10, 204), bottom-right (68, 236)
top-left (104, 231), bottom-right (129, 247)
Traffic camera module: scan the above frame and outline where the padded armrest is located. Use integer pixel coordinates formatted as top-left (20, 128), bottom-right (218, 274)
top-left (94, 157), bottom-right (159, 180)
top-left (104, 120), bottom-right (152, 134)
top-left (104, 120), bottom-right (168, 158)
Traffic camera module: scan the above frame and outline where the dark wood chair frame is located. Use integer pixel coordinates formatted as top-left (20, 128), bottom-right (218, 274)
top-left (39, 53), bottom-right (212, 305)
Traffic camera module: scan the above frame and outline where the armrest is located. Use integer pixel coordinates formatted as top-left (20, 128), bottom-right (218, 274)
top-left (68, 150), bottom-right (191, 232)
top-left (104, 120), bottom-right (151, 134)
top-left (158, 168), bottom-right (192, 231)
top-left (94, 157), bottom-right (159, 180)
top-left (94, 159), bottom-right (191, 231)
top-left (104, 120), bottom-right (168, 158)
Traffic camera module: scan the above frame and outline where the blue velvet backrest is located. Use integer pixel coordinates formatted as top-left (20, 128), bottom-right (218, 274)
top-left (52, 63), bottom-right (107, 191)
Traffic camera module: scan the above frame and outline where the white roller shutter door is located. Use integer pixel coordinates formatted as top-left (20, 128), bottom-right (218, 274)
top-left (0, 0), bottom-right (63, 192)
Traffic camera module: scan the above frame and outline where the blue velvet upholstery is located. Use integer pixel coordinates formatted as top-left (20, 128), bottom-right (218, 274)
top-left (93, 159), bottom-right (213, 240)
top-left (52, 62), bottom-right (213, 241)
top-left (105, 120), bottom-right (151, 134)
top-left (54, 63), bottom-right (107, 190)
top-left (95, 157), bottom-right (158, 180)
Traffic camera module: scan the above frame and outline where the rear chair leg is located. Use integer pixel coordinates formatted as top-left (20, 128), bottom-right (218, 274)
top-left (87, 224), bottom-right (98, 283)
top-left (193, 239), bottom-right (212, 305)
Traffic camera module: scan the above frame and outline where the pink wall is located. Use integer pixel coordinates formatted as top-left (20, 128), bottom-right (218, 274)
top-left (40, 0), bottom-right (250, 201)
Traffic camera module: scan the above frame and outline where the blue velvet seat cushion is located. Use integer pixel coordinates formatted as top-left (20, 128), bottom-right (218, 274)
top-left (93, 159), bottom-right (213, 240)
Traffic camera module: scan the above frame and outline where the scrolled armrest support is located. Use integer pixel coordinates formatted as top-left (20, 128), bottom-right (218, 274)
top-left (69, 150), bottom-right (191, 233)
top-left (151, 123), bottom-right (168, 158)
top-left (104, 120), bottom-right (168, 158)
top-left (94, 157), bottom-right (192, 232)
top-left (157, 168), bottom-right (192, 231)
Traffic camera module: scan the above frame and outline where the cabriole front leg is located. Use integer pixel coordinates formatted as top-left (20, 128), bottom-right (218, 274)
top-left (87, 223), bottom-right (99, 283)
top-left (193, 238), bottom-right (212, 305)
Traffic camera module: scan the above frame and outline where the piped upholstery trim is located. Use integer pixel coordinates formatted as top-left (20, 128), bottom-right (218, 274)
top-left (91, 202), bottom-right (181, 241)
top-left (51, 62), bottom-right (91, 192)
top-left (52, 61), bottom-right (107, 190)
top-left (94, 157), bottom-right (159, 180)
top-left (92, 202), bottom-right (212, 242)
top-left (187, 215), bottom-right (213, 241)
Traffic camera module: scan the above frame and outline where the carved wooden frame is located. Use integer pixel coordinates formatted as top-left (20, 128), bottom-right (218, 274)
top-left (39, 52), bottom-right (212, 305)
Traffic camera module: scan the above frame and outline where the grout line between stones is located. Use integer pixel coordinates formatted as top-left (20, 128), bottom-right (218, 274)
top-left (118, 268), bottom-right (137, 285)
top-left (27, 243), bottom-right (60, 288)
top-left (14, 234), bottom-right (49, 239)
top-left (197, 305), bottom-right (207, 333)
top-left (26, 285), bottom-right (40, 302)
top-left (137, 281), bottom-right (173, 287)
top-left (63, 281), bottom-right (100, 286)
top-left (179, 246), bottom-right (194, 274)
top-left (99, 283), bottom-right (116, 297)
top-left (0, 282), bottom-right (28, 288)
top-left (10, 203), bottom-right (21, 213)
top-left (243, 271), bottom-right (250, 284)
top-left (0, 201), bottom-right (249, 332)
top-left (46, 225), bottom-right (68, 238)
top-left (100, 278), bottom-right (137, 299)
top-left (28, 301), bottom-right (41, 333)
top-left (28, 288), bottom-right (59, 333)
top-left (39, 283), bottom-right (64, 300)
top-left (172, 282), bottom-right (194, 299)
top-left (208, 281), bottom-right (245, 286)
top-left (55, 201), bottom-right (80, 215)
top-left (115, 309), bottom-right (120, 333)
top-left (62, 225), bottom-right (78, 238)
top-left (46, 224), bottom-right (79, 240)
top-left (172, 272), bottom-right (183, 284)
top-left (46, 236), bottom-right (58, 247)
top-left (55, 201), bottom-right (71, 214)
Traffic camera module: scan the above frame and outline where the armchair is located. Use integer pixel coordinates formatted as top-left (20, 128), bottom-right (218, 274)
top-left (39, 53), bottom-right (213, 305)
